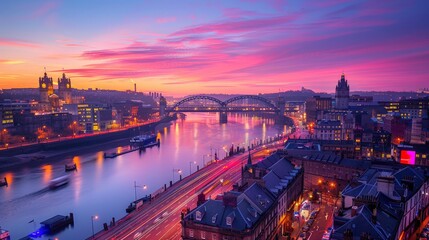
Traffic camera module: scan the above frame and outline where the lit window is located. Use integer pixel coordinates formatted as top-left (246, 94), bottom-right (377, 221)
top-left (189, 229), bottom-right (194, 237)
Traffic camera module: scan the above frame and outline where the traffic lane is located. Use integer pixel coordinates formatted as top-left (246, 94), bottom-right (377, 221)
top-left (95, 159), bottom-right (228, 239)
top-left (115, 156), bottom-right (247, 239)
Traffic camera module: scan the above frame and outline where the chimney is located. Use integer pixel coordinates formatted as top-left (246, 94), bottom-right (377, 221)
top-left (134, 83), bottom-right (137, 92)
top-left (371, 207), bottom-right (377, 224)
top-left (351, 205), bottom-right (358, 217)
top-left (197, 193), bottom-right (206, 206)
top-left (223, 192), bottom-right (238, 207)
top-left (376, 172), bottom-right (395, 198)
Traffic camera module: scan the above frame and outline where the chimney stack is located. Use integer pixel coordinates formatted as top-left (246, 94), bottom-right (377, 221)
top-left (134, 83), bottom-right (137, 92)
top-left (351, 205), bottom-right (358, 217)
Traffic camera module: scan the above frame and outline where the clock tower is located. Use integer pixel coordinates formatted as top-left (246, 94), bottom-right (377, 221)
top-left (39, 70), bottom-right (54, 103)
top-left (58, 72), bottom-right (72, 104)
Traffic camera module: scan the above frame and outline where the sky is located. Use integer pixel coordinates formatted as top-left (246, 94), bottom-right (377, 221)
top-left (0, 0), bottom-right (428, 96)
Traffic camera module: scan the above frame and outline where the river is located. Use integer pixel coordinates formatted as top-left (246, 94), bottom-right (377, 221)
top-left (0, 113), bottom-right (290, 239)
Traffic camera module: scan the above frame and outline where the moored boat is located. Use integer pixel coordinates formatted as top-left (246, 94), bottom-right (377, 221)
top-left (65, 163), bottom-right (77, 172)
top-left (130, 134), bottom-right (158, 146)
top-left (126, 195), bottom-right (151, 213)
top-left (28, 213), bottom-right (74, 238)
top-left (0, 177), bottom-right (7, 187)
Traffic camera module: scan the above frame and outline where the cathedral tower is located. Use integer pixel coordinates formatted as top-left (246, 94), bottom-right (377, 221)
top-left (335, 73), bottom-right (350, 109)
top-left (58, 72), bottom-right (72, 104)
top-left (39, 70), bottom-right (54, 103)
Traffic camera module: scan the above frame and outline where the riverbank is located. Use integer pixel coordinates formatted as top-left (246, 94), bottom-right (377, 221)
top-left (0, 117), bottom-right (175, 172)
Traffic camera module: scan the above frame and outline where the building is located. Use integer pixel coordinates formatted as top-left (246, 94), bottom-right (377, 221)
top-left (38, 71), bottom-right (54, 111)
top-left (286, 151), bottom-right (371, 196)
top-left (335, 73), bottom-right (350, 110)
top-left (399, 97), bottom-right (429, 119)
top-left (77, 103), bottom-right (113, 133)
top-left (182, 152), bottom-right (304, 239)
top-left (333, 166), bottom-right (429, 240)
top-left (392, 143), bottom-right (429, 166)
top-left (58, 73), bottom-right (72, 104)
top-left (314, 120), bottom-right (342, 140)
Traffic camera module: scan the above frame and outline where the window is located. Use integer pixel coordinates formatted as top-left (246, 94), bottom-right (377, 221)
top-left (212, 233), bottom-right (218, 240)
top-left (189, 229), bottom-right (194, 238)
top-left (201, 231), bottom-right (206, 239)
top-left (196, 211), bottom-right (202, 221)
top-left (226, 216), bottom-right (232, 226)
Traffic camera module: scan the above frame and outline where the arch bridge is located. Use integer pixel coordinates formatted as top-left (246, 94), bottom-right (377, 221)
top-left (161, 95), bottom-right (285, 123)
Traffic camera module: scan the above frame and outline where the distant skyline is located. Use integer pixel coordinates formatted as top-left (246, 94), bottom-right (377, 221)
top-left (0, 0), bottom-right (428, 96)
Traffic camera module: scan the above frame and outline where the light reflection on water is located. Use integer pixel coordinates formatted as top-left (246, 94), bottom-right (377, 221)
top-left (0, 113), bottom-right (288, 239)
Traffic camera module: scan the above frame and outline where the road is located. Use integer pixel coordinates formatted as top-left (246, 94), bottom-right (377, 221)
top-left (92, 139), bottom-right (285, 240)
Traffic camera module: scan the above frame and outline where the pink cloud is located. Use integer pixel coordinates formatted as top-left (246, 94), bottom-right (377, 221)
top-left (156, 17), bottom-right (177, 24)
top-left (0, 38), bottom-right (39, 48)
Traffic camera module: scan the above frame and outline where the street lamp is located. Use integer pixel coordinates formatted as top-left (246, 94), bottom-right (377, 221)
top-left (91, 215), bottom-right (98, 239)
top-left (173, 169), bottom-right (182, 181)
top-left (134, 181), bottom-right (147, 201)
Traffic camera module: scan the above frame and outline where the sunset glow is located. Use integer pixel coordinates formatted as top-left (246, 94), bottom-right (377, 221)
top-left (1, 0), bottom-right (428, 96)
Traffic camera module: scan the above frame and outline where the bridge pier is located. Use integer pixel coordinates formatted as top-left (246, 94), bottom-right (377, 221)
top-left (219, 112), bottom-right (227, 124)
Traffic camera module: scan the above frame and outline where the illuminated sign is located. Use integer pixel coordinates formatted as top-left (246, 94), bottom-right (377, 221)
top-left (400, 150), bottom-right (416, 165)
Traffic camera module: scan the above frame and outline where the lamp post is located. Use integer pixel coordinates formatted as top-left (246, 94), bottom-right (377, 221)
top-left (91, 215), bottom-right (98, 239)
top-left (202, 154), bottom-right (206, 167)
top-left (173, 169), bottom-right (182, 182)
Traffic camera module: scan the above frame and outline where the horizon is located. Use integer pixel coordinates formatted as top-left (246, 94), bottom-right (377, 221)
top-left (1, 0), bottom-right (428, 96)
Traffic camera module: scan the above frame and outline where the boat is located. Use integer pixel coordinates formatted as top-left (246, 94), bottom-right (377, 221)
top-left (126, 195), bottom-right (151, 213)
top-left (65, 163), bottom-right (77, 172)
top-left (28, 213), bottom-right (74, 238)
top-left (49, 175), bottom-right (69, 189)
top-left (0, 228), bottom-right (10, 240)
top-left (0, 177), bottom-right (7, 187)
top-left (130, 134), bottom-right (159, 148)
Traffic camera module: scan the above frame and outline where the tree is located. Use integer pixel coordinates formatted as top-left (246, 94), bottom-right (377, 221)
top-left (36, 125), bottom-right (53, 142)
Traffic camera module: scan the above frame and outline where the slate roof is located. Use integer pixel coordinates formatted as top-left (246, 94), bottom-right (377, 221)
top-left (338, 165), bottom-right (428, 239)
top-left (185, 183), bottom-right (275, 232)
top-left (332, 205), bottom-right (398, 240)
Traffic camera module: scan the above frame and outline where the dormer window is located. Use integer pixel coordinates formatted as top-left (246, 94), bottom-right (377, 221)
top-left (196, 211), bottom-right (202, 221)
top-left (212, 214), bottom-right (218, 223)
top-left (226, 216), bottom-right (232, 226)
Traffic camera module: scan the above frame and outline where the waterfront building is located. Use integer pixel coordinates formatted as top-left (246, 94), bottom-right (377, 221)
top-left (13, 111), bottom-right (73, 138)
top-left (58, 72), bottom-right (72, 104)
top-left (334, 166), bottom-right (429, 240)
top-left (77, 103), bottom-right (113, 133)
top-left (335, 73), bottom-right (350, 110)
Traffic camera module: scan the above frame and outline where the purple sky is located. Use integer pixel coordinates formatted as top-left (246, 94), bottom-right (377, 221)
top-left (0, 0), bottom-right (428, 96)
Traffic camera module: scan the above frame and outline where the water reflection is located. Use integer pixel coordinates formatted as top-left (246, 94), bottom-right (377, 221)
top-left (0, 113), bottom-right (285, 239)
top-left (42, 165), bottom-right (52, 184)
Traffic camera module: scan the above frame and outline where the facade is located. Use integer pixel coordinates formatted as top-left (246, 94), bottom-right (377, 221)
top-left (58, 73), bottom-right (72, 104)
top-left (399, 97), bottom-right (429, 119)
top-left (77, 103), bottom-right (113, 133)
top-left (287, 151), bottom-right (370, 197)
top-left (182, 152), bottom-right (303, 240)
top-left (335, 73), bottom-right (350, 110)
top-left (38, 72), bottom-right (54, 103)
top-left (314, 120), bottom-right (342, 140)
top-left (392, 143), bottom-right (429, 166)
top-left (334, 166), bottom-right (429, 240)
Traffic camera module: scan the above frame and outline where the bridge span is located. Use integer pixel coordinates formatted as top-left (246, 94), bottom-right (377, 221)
top-left (159, 94), bottom-right (287, 123)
